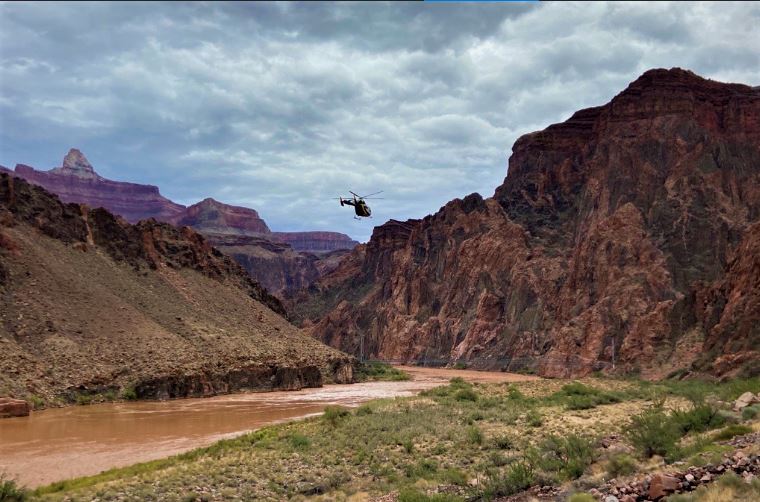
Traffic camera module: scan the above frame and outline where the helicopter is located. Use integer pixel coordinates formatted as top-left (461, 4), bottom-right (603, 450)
top-left (339, 191), bottom-right (383, 219)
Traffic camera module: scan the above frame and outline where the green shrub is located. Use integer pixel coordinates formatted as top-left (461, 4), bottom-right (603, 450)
top-left (534, 434), bottom-right (595, 480)
top-left (455, 388), bottom-right (478, 402)
top-left (403, 458), bottom-right (438, 479)
top-left (355, 361), bottom-right (410, 382)
top-left (565, 395), bottom-right (598, 410)
top-left (742, 404), bottom-right (760, 420)
top-left (606, 453), bottom-right (637, 477)
top-left (323, 405), bottom-right (350, 427)
top-left (402, 438), bottom-right (415, 454)
top-left (75, 394), bottom-right (92, 406)
top-left (559, 382), bottom-right (596, 396)
top-left (712, 424), bottom-right (752, 441)
top-left (28, 395), bottom-right (45, 410)
top-left (120, 386), bottom-right (138, 401)
top-left (506, 386), bottom-right (526, 401)
top-left (671, 403), bottom-right (725, 434)
top-left (288, 433), bottom-right (311, 450)
top-left (0, 476), bottom-right (26, 502)
top-left (482, 460), bottom-right (534, 499)
top-left (438, 468), bottom-right (467, 486)
top-left (466, 426), bottom-right (483, 445)
top-left (526, 409), bottom-right (543, 427)
top-left (488, 451), bottom-right (510, 467)
top-left (553, 382), bottom-right (622, 410)
top-left (626, 403), bottom-right (680, 458)
top-left (493, 434), bottom-right (514, 450)
top-left (355, 404), bottom-right (373, 416)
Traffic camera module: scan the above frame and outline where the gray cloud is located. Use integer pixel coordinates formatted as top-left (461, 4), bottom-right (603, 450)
top-left (1, 1), bottom-right (759, 241)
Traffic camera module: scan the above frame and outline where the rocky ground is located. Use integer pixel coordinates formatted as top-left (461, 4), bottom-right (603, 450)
top-left (19, 373), bottom-right (759, 501)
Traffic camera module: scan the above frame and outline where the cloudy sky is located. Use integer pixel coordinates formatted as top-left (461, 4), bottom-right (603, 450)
top-left (1, 2), bottom-right (759, 241)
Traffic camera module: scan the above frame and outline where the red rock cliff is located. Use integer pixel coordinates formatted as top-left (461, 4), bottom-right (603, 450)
top-left (299, 68), bottom-right (760, 379)
top-left (170, 198), bottom-right (271, 235)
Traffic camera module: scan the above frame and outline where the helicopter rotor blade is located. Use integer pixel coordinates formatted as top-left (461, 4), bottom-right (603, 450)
top-left (359, 190), bottom-right (384, 198)
top-left (349, 190), bottom-right (360, 198)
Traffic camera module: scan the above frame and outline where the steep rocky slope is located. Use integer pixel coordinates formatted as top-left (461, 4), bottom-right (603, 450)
top-left (297, 68), bottom-right (760, 379)
top-left (0, 174), bottom-right (353, 404)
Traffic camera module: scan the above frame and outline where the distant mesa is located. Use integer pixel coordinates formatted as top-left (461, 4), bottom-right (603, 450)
top-left (4, 149), bottom-right (185, 223)
top-left (171, 197), bottom-right (271, 235)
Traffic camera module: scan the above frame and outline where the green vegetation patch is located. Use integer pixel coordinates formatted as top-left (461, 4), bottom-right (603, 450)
top-left (355, 361), bottom-right (411, 382)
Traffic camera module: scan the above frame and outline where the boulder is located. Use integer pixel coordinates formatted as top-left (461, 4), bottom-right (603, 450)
top-left (0, 397), bottom-right (30, 418)
top-left (648, 474), bottom-right (680, 500)
top-left (734, 392), bottom-right (759, 411)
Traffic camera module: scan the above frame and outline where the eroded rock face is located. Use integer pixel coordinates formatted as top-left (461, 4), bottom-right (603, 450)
top-left (300, 68), bottom-right (760, 378)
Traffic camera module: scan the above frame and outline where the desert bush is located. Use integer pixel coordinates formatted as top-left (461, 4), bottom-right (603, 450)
top-left (120, 386), bottom-right (138, 401)
top-left (626, 403), bottom-right (680, 458)
top-left (75, 394), bottom-right (92, 406)
top-left (606, 453), bottom-right (637, 477)
top-left (481, 460), bottom-right (534, 499)
top-left (525, 409), bottom-right (543, 427)
top-left (438, 468), bottom-right (467, 486)
top-left (671, 402), bottom-right (725, 434)
top-left (742, 404), bottom-right (760, 420)
top-left (27, 395), bottom-right (45, 410)
top-left (466, 426), bottom-right (483, 445)
top-left (323, 405), bottom-right (350, 427)
top-left (493, 434), bottom-right (514, 450)
top-left (712, 424), bottom-right (752, 441)
top-left (553, 382), bottom-right (622, 410)
top-left (455, 388), bottom-right (478, 402)
top-left (534, 434), bottom-right (595, 480)
top-left (488, 451), bottom-right (511, 467)
top-left (355, 404), bottom-right (373, 416)
top-left (288, 433), bottom-right (311, 450)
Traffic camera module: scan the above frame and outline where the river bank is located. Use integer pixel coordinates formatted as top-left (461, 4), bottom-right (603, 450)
top-left (0, 365), bottom-right (534, 488)
top-left (8, 372), bottom-right (759, 501)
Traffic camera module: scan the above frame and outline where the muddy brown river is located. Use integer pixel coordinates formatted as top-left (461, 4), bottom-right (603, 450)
top-left (0, 366), bottom-right (536, 488)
